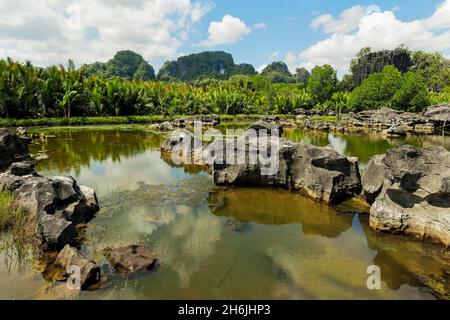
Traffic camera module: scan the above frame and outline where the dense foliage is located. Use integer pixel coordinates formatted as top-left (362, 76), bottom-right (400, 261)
top-left (82, 51), bottom-right (156, 81)
top-left (157, 51), bottom-right (257, 81)
top-left (1, 47), bottom-right (450, 119)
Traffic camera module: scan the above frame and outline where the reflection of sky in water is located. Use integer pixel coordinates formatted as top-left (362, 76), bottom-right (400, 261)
top-left (328, 134), bottom-right (347, 156)
top-left (40, 150), bottom-right (192, 196)
top-left (2, 126), bottom-right (448, 300)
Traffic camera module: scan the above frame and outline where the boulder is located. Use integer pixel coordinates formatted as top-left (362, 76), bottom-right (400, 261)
top-left (103, 245), bottom-right (157, 276)
top-left (0, 167), bottom-right (99, 248)
top-left (212, 135), bottom-right (362, 205)
top-left (247, 121), bottom-right (283, 137)
top-left (382, 125), bottom-right (407, 137)
top-left (0, 128), bottom-right (30, 169)
top-left (159, 121), bottom-right (174, 131)
top-left (160, 129), bottom-right (204, 165)
top-left (56, 245), bottom-right (101, 290)
top-left (363, 145), bottom-right (450, 246)
top-left (10, 161), bottom-right (35, 176)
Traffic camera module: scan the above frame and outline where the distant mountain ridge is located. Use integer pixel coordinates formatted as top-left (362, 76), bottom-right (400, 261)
top-left (157, 51), bottom-right (257, 81)
top-left (81, 50), bottom-right (156, 81)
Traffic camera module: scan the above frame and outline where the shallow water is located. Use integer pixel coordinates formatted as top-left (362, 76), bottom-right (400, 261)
top-left (1, 124), bottom-right (450, 300)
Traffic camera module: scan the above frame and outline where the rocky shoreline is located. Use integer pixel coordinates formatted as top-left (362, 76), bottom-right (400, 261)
top-left (1, 118), bottom-right (450, 296)
top-left (160, 122), bottom-right (450, 249)
top-left (298, 105), bottom-right (450, 135)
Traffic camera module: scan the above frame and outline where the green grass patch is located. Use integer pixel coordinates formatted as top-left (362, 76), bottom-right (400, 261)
top-left (0, 114), bottom-right (298, 128)
top-left (0, 191), bottom-right (38, 271)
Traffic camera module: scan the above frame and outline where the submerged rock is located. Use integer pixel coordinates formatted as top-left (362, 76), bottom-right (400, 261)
top-left (56, 245), bottom-right (101, 290)
top-left (363, 145), bottom-right (450, 246)
top-left (0, 128), bottom-right (30, 169)
top-left (104, 245), bottom-right (158, 276)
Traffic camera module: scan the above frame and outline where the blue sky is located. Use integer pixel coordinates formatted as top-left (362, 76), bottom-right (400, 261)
top-left (189, 0), bottom-right (443, 69)
top-left (0, 0), bottom-right (448, 75)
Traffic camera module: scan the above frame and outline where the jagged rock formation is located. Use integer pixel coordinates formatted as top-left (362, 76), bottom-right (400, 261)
top-left (346, 108), bottom-right (434, 133)
top-left (0, 163), bottom-right (99, 249)
top-left (362, 145), bottom-right (450, 246)
top-left (352, 48), bottom-right (413, 85)
top-left (161, 125), bottom-right (362, 204)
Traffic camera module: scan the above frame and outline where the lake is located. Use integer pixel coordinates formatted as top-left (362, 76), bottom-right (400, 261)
top-left (1, 124), bottom-right (450, 300)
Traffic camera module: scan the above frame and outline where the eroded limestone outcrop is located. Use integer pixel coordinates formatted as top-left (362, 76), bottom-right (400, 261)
top-left (0, 163), bottom-right (99, 249)
top-left (161, 126), bottom-right (362, 205)
top-left (363, 145), bottom-right (450, 246)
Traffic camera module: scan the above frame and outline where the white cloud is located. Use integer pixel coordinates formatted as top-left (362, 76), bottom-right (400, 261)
top-left (270, 50), bottom-right (280, 59)
top-left (253, 22), bottom-right (267, 30)
top-left (200, 14), bottom-right (252, 47)
top-left (311, 5), bottom-right (380, 34)
top-left (288, 1), bottom-right (450, 76)
top-left (0, 0), bottom-right (212, 67)
top-left (256, 64), bottom-right (267, 74)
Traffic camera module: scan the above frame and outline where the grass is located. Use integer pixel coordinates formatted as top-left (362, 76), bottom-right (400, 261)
top-left (0, 191), bottom-right (38, 272)
top-left (0, 114), bottom-right (298, 128)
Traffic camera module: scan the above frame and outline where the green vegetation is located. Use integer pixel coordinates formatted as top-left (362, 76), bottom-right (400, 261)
top-left (0, 191), bottom-right (37, 271)
top-left (348, 66), bottom-right (429, 112)
top-left (1, 47), bottom-right (449, 123)
top-left (157, 51), bottom-right (256, 81)
top-left (82, 50), bottom-right (156, 81)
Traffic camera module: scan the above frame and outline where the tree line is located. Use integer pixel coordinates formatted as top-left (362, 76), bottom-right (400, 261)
top-left (1, 47), bottom-right (450, 119)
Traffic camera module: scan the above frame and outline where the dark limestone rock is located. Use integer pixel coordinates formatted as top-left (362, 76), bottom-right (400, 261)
top-left (0, 128), bottom-right (30, 169)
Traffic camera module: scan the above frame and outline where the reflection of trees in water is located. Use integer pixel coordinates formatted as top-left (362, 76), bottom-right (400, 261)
top-left (209, 188), bottom-right (355, 238)
top-left (284, 129), bottom-right (330, 147)
top-left (29, 128), bottom-right (165, 174)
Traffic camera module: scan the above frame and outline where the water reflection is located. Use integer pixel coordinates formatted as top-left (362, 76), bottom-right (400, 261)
top-left (0, 125), bottom-right (448, 300)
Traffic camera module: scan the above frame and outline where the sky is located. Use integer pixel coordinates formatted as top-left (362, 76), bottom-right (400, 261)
top-left (0, 0), bottom-right (449, 76)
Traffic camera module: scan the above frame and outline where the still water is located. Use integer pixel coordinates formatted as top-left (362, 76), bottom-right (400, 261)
top-left (1, 124), bottom-right (450, 300)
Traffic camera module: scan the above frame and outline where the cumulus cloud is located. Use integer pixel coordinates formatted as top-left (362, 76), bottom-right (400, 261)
top-left (311, 5), bottom-right (380, 34)
top-left (199, 14), bottom-right (252, 47)
top-left (287, 1), bottom-right (450, 76)
top-left (0, 0), bottom-right (212, 66)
